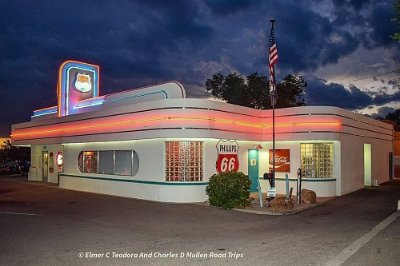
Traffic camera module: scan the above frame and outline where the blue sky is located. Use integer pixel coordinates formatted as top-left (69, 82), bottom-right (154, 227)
top-left (1, 0), bottom-right (399, 136)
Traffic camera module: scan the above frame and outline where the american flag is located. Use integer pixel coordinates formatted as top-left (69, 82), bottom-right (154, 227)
top-left (269, 21), bottom-right (278, 91)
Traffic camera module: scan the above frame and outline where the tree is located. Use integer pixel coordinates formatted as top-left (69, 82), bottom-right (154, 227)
top-left (385, 109), bottom-right (400, 125)
top-left (392, 0), bottom-right (400, 41)
top-left (275, 74), bottom-right (306, 108)
top-left (206, 72), bottom-right (306, 109)
top-left (0, 139), bottom-right (30, 162)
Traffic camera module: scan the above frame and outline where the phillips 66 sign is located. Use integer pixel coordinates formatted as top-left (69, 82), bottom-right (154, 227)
top-left (216, 140), bottom-right (240, 173)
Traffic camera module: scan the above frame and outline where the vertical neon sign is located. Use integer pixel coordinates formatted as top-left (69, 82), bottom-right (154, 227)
top-left (57, 60), bottom-right (99, 117)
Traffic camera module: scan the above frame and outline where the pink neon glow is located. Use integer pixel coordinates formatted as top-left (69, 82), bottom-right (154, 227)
top-left (33, 106), bottom-right (58, 113)
top-left (11, 109), bottom-right (342, 141)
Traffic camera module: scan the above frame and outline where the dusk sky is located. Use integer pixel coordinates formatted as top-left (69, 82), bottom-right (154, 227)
top-left (1, 0), bottom-right (399, 137)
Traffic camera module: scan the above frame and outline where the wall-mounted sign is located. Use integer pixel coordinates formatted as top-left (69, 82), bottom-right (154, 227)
top-left (269, 149), bottom-right (290, 172)
top-left (58, 60), bottom-right (99, 117)
top-left (216, 140), bottom-right (239, 173)
top-left (56, 152), bottom-right (63, 172)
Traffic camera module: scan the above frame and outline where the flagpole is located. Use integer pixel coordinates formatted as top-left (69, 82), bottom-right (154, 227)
top-left (269, 19), bottom-right (276, 193)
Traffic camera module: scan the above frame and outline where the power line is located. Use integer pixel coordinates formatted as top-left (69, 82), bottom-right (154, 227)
top-left (342, 68), bottom-right (400, 84)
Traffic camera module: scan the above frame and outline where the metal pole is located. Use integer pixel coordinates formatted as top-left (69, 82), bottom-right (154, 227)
top-left (270, 19), bottom-right (276, 191)
top-left (272, 96), bottom-right (275, 187)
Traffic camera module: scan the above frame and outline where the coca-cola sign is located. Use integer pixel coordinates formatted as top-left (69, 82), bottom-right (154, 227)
top-left (269, 149), bottom-right (290, 172)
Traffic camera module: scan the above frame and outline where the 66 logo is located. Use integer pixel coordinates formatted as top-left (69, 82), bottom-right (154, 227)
top-left (216, 140), bottom-right (239, 173)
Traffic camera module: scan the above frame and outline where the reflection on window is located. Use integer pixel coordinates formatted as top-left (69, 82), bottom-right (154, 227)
top-left (78, 150), bottom-right (139, 176)
top-left (115, 150), bottom-right (132, 176)
top-left (301, 143), bottom-right (333, 178)
top-left (99, 151), bottom-right (114, 174)
top-left (165, 141), bottom-right (203, 182)
top-left (80, 151), bottom-right (97, 173)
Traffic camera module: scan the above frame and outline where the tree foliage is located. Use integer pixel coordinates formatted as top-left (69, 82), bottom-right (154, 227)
top-left (206, 72), bottom-right (306, 109)
top-left (385, 109), bottom-right (400, 125)
top-left (206, 171), bottom-right (251, 209)
top-left (0, 139), bottom-right (30, 162)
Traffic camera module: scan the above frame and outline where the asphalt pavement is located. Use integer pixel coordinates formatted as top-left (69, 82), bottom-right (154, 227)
top-left (0, 176), bottom-right (399, 266)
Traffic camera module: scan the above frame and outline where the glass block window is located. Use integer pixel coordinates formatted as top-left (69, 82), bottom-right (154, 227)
top-left (301, 143), bottom-right (333, 178)
top-left (165, 141), bottom-right (203, 182)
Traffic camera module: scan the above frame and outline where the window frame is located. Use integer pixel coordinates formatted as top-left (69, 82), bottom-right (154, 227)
top-left (165, 141), bottom-right (204, 182)
top-left (300, 143), bottom-right (334, 179)
top-left (78, 150), bottom-right (139, 176)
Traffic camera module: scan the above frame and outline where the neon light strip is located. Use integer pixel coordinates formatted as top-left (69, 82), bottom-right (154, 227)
top-left (65, 67), bottom-right (97, 115)
top-left (11, 110), bottom-right (342, 140)
top-left (32, 106), bottom-right (58, 117)
top-left (75, 97), bottom-right (105, 109)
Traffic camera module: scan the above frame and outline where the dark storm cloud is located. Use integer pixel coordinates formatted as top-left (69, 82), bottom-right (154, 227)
top-left (204, 0), bottom-right (256, 15)
top-left (329, 1), bottom-right (396, 48)
top-left (0, 0), bottom-right (397, 136)
top-left (305, 77), bottom-right (373, 109)
top-left (370, 106), bottom-right (396, 119)
top-left (0, 0), bottom-right (213, 135)
top-left (306, 76), bottom-right (400, 110)
top-left (332, 0), bottom-right (372, 10)
top-left (374, 91), bottom-right (400, 105)
top-left (366, 4), bottom-right (397, 47)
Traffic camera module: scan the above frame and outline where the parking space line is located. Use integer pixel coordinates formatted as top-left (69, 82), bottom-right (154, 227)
top-left (0, 211), bottom-right (40, 216)
top-left (325, 210), bottom-right (400, 266)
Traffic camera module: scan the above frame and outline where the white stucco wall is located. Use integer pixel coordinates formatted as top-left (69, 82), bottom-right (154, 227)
top-left (28, 144), bottom-right (63, 183)
top-left (339, 134), bottom-right (392, 195)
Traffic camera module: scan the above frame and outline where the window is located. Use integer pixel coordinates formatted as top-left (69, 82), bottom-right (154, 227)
top-left (78, 150), bottom-right (139, 176)
top-left (165, 141), bottom-right (203, 182)
top-left (301, 143), bottom-right (333, 178)
top-left (78, 151), bottom-right (97, 173)
top-left (98, 151), bottom-right (114, 174)
top-left (115, 150), bottom-right (132, 176)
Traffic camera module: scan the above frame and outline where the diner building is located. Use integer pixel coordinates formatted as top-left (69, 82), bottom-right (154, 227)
top-left (11, 61), bottom-right (394, 203)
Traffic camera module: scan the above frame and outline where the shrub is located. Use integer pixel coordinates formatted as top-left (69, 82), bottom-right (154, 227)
top-left (206, 171), bottom-right (251, 209)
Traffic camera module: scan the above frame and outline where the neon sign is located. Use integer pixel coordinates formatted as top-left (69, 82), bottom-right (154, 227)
top-left (74, 73), bottom-right (92, 93)
top-left (58, 60), bottom-right (99, 117)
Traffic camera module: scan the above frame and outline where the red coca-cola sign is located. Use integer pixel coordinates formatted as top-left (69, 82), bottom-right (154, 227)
top-left (216, 140), bottom-right (239, 173)
top-left (269, 149), bottom-right (290, 172)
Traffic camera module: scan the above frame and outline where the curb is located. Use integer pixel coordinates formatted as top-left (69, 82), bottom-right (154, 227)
top-left (233, 202), bottom-right (324, 215)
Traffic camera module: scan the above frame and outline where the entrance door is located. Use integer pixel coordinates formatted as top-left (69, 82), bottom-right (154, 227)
top-left (42, 151), bottom-right (49, 182)
top-left (248, 149), bottom-right (259, 192)
top-left (364, 144), bottom-right (371, 186)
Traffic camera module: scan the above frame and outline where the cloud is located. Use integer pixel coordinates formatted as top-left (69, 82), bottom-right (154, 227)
top-left (204, 0), bottom-right (256, 16)
top-left (369, 106), bottom-right (396, 119)
top-left (373, 91), bottom-right (400, 106)
top-left (0, 0), bottom-right (398, 136)
top-left (305, 77), bottom-right (373, 109)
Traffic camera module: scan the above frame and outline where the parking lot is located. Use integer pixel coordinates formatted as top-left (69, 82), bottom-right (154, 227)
top-left (0, 176), bottom-right (399, 265)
